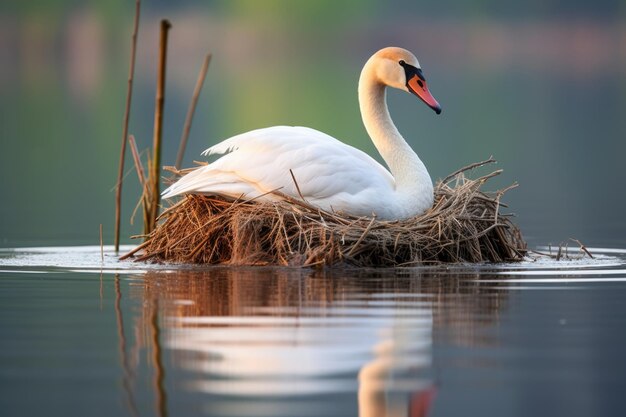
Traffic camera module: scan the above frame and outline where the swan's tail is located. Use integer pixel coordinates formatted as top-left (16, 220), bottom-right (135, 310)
top-left (161, 167), bottom-right (209, 199)
top-left (161, 167), bottom-right (262, 201)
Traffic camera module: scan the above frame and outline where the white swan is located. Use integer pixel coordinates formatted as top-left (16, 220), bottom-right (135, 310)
top-left (162, 47), bottom-right (442, 220)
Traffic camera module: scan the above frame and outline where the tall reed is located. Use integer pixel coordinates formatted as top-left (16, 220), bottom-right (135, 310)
top-left (114, 0), bottom-right (141, 252)
top-left (146, 20), bottom-right (171, 235)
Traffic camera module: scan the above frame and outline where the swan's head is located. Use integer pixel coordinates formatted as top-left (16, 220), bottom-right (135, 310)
top-left (370, 47), bottom-right (442, 114)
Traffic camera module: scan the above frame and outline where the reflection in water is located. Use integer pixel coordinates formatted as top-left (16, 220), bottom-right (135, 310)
top-left (115, 275), bottom-right (139, 417)
top-left (148, 301), bottom-right (168, 417)
top-left (2, 248), bottom-right (625, 416)
top-left (119, 268), bottom-right (508, 417)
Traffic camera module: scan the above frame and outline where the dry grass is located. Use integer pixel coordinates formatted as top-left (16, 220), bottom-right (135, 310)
top-left (123, 158), bottom-right (527, 266)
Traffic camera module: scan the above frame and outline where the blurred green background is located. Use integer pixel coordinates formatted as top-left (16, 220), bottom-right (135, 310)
top-left (1, 0), bottom-right (625, 247)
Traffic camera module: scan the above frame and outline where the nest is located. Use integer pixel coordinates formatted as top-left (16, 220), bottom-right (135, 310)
top-left (124, 159), bottom-right (527, 267)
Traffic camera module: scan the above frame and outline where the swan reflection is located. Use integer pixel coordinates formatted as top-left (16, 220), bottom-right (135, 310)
top-left (124, 269), bottom-right (507, 417)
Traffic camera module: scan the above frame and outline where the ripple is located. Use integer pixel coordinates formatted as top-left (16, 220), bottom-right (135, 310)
top-left (1, 245), bottom-right (624, 276)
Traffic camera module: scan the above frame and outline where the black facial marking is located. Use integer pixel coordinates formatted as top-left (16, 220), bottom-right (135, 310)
top-left (399, 60), bottom-right (426, 86)
top-left (414, 67), bottom-right (426, 82)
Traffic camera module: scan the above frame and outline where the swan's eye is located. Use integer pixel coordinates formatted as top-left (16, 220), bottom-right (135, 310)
top-left (399, 60), bottom-right (406, 66)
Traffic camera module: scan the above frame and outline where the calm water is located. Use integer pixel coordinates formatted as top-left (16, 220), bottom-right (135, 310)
top-left (1, 247), bottom-right (626, 417)
top-left (2, 2), bottom-right (625, 416)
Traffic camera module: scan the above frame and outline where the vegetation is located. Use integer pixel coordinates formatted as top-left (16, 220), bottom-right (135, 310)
top-left (123, 159), bottom-right (527, 267)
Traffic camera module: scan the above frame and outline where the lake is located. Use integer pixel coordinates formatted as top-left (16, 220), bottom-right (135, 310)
top-left (1, 246), bottom-right (626, 417)
top-left (1, 2), bottom-right (626, 416)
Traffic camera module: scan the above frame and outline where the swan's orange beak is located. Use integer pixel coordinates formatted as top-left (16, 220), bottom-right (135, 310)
top-left (407, 75), bottom-right (442, 115)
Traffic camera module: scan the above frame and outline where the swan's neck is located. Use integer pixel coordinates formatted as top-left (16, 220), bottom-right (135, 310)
top-left (358, 63), bottom-right (433, 214)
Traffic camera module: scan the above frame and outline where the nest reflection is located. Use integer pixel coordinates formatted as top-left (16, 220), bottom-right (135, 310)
top-left (134, 268), bottom-right (509, 342)
top-left (117, 268), bottom-right (512, 417)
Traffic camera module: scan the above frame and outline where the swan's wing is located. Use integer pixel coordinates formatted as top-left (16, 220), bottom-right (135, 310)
top-left (162, 126), bottom-right (394, 207)
top-left (201, 126), bottom-right (344, 157)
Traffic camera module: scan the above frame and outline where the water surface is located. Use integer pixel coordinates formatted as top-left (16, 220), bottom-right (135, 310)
top-left (1, 247), bottom-right (626, 416)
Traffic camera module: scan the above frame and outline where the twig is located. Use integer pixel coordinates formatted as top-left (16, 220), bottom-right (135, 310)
top-left (128, 135), bottom-right (147, 189)
top-left (571, 238), bottom-right (594, 259)
top-left (289, 169), bottom-right (307, 203)
top-left (119, 239), bottom-right (151, 260)
top-left (114, 0), bottom-right (141, 253)
top-left (346, 216), bottom-right (377, 257)
top-left (442, 156), bottom-right (496, 183)
top-left (474, 169), bottom-right (503, 184)
top-left (147, 19), bottom-right (171, 234)
top-left (175, 53), bottom-right (212, 169)
top-left (530, 249), bottom-right (553, 257)
top-left (128, 135), bottom-right (151, 226)
top-left (100, 224), bottom-right (104, 264)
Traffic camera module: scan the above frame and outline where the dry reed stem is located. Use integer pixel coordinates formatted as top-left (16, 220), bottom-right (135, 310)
top-left (175, 53), bottom-right (212, 169)
top-left (100, 223), bottom-right (104, 264)
top-left (571, 238), bottom-right (594, 258)
top-left (127, 160), bottom-right (528, 267)
top-left (529, 239), bottom-right (592, 261)
top-left (128, 135), bottom-right (147, 190)
top-left (147, 20), bottom-right (171, 235)
top-left (114, 0), bottom-right (141, 252)
top-left (128, 135), bottom-right (151, 226)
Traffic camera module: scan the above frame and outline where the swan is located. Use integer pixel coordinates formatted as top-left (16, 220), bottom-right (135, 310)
top-left (162, 47), bottom-right (442, 220)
